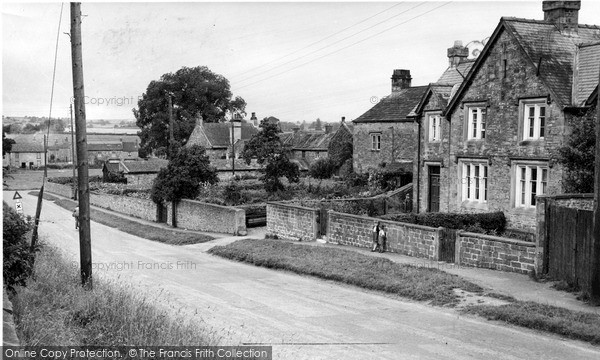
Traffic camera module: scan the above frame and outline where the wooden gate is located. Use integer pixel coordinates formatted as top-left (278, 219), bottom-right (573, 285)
top-left (546, 205), bottom-right (594, 291)
top-left (319, 206), bottom-right (328, 237)
top-left (439, 228), bottom-right (456, 263)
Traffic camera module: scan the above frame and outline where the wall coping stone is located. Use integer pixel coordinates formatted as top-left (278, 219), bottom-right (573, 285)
top-left (459, 231), bottom-right (536, 247)
top-left (328, 210), bottom-right (439, 232)
top-left (267, 201), bottom-right (319, 212)
top-left (538, 193), bottom-right (594, 200)
top-left (180, 198), bottom-right (243, 212)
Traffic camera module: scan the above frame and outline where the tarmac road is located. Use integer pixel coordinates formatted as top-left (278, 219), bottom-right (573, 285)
top-left (7, 190), bottom-right (600, 360)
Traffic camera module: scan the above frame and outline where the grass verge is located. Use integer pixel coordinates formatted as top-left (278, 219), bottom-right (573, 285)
top-left (208, 239), bottom-right (483, 306)
top-left (461, 302), bottom-right (600, 345)
top-left (29, 191), bottom-right (213, 245)
top-left (12, 245), bottom-right (216, 346)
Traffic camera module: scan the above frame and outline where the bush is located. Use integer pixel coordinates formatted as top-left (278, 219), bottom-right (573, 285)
top-left (48, 175), bottom-right (102, 185)
top-left (368, 167), bottom-right (412, 192)
top-left (338, 158), bottom-right (353, 178)
top-left (104, 171), bottom-right (127, 184)
top-left (3, 202), bottom-right (36, 291)
top-left (309, 157), bottom-right (336, 179)
top-left (222, 181), bottom-right (250, 206)
top-left (379, 211), bottom-right (506, 234)
top-left (344, 171), bottom-right (369, 188)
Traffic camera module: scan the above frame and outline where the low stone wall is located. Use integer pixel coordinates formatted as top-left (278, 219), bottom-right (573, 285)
top-left (266, 202), bottom-right (319, 241)
top-left (90, 193), bottom-right (156, 222)
top-left (45, 182), bottom-right (73, 198)
top-left (552, 194), bottom-right (594, 211)
top-left (327, 211), bottom-right (441, 260)
top-left (167, 199), bottom-right (246, 235)
top-left (457, 232), bottom-right (536, 274)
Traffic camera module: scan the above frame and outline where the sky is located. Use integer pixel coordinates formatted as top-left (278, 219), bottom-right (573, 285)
top-left (3, 1), bottom-right (600, 124)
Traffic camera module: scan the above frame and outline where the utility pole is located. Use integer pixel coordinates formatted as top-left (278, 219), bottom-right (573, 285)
top-left (231, 117), bottom-right (236, 177)
top-left (168, 93), bottom-right (174, 160)
top-left (70, 2), bottom-right (92, 289)
top-left (70, 103), bottom-right (77, 200)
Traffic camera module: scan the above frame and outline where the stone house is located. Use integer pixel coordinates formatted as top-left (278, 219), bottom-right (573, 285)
top-left (47, 137), bottom-right (73, 163)
top-left (352, 69), bottom-right (428, 174)
top-left (414, 0), bottom-right (600, 231)
top-left (120, 158), bottom-right (169, 187)
top-left (6, 142), bottom-right (46, 169)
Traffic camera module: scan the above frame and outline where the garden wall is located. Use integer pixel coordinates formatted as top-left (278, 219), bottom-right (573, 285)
top-left (456, 232), bottom-right (536, 274)
top-left (90, 193), bottom-right (156, 222)
top-left (167, 199), bottom-right (246, 235)
top-left (266, 202), bottom-right (319, 241)
top-left (327, 211), bottom-right (441, 260)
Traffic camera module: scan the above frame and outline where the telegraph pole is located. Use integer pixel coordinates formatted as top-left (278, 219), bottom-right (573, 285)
top-left (70, 2), bottom-right (92, 289)
top-left (168, 93), bottom-right (174, 160)
top-left (70, 103), bottom-right (77, 200)
top-left (591, 68), bottom-right (600, 302)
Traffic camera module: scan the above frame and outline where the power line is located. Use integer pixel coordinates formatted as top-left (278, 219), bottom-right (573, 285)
top-left (231, 2), bottom-right (406, 81)
top-left (236, 2), bottom-right (452, 91)
top-left (234, 2), bottom-right (425, 85)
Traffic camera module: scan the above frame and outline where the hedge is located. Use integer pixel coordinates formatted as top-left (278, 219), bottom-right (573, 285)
top-left (379, 211), bottom-right (506, 233)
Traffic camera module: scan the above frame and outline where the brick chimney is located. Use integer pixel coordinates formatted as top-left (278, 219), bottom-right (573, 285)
top-left (324, 124), bottom-right (332, 134)
top-left (230, 114), bottom-right (242, 144)
top-left (447, 40), bottom-right (469, 68)
top-left (250, 112), bottom-right (258, 128)
top-left (543, 1), bottom-right (580, 34)
top-left (391, 69), bottom-right (411, 92)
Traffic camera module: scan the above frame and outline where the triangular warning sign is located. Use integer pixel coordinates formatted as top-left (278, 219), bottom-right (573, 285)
top-left (13, 191), bottom-right (22, 200)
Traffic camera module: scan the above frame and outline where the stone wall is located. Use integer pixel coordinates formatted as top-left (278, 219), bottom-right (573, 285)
top-left (90, 193), bottom-right (157, 222)
top-left (266, 202), bottom-right (319, 241)
top-left (167, 199), bottom-right (246, 235)
top-left (125, 173), bottom-right (157, 188)
top-left (353, 122), bottom-right (416, 174)
top-left (45, 182), bottom-right (73, 198)
top-left (552, 194), bottom-right (594, 211)
top-left (327, 211), bottom-right (441, 260)
top-left (457, 232), bottom-right (536, 274)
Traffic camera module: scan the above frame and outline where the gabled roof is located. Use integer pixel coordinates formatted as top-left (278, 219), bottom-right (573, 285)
top-left (121, 158), bottom-right (168, 174)
top-left (436, 60), bottom-right (475, 84)
top-left (413, 84), bottom-right (454, 116)
top-left (446, 17), bottom-right (600, 115)
top-left (88, 142), bottom-right (123, 152)
top-left (103, 162), bottom-right (120, 173)
top-left (122, 141), bottom-right (138, 152)
top-left (187, 121), bottom-right (258, 148)
top-left (10, 142), bottom-right (45, 153)
top-left (576, 42), bottom-right (600, 106)
top-left (353, 86), bottom-right (428, 123)
top-left (280, 131), bottom-right (335, 150)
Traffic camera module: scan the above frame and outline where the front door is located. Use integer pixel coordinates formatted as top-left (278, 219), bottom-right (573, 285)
top-left (428, 166), bottom-right (440, 212)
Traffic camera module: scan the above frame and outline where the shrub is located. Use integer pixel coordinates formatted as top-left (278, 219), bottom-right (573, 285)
top-left (338, 158), bottom-right (353, 178)
top-left (104, 171), bottom-right (127, 184)
top-left (3, 202), bottom-right (37, 291)
top-left (344, 171), bottom-right (369, 188)
top-left (309, 157), bottom-right (337, 179)
top-left (379, 211), bottom-right (506, 233)
top-left (222, 181), bottom-right (250, 206)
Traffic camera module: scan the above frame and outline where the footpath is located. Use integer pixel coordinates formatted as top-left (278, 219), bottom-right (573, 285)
top-left (24, 189), bottom-right (600, 315)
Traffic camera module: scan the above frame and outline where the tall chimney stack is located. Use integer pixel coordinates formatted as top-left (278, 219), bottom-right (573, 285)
top-left (543, 1), bottom-right (580, 34)
top-left (391, 69), bottom-right (412, 92)
top-left (447, 40), bottom-right (469, 68)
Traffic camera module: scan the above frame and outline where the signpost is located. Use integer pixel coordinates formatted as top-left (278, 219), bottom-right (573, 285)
top-left (13, 191), bottom-right (23, 215)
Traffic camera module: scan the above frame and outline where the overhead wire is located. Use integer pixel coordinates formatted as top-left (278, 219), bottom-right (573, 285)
top-left (235, 2), bottom-right (452, 91)
top-left (45, 2), bottom-right (65, 166)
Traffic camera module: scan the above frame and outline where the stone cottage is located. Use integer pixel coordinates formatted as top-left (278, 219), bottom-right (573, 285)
top-left (352, 69), bottom-right (428, 173)
top-left (416, 0), bottom-right (600, 231)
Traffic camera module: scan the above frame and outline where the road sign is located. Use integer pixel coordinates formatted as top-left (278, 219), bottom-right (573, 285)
top-left (15, 200), bottom-right (23, 214)
top-left (13, 191), bottom-right (22, 200)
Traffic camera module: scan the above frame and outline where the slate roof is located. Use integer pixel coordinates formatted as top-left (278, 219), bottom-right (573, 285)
top-left (10, 142), bottom-right (45, 153)
top-left (436, 60), bottom-right (475, 85)
top-left (122, 141), bottom-right (138, 152)
top-left (187, 122), bottom-right (259, 148)
top-left (577, 42), bottom-right (600, 106)
top-left (88, 142), bottom-right (123, 152)
top-left (121, 158), bottom-right (168, 174)
top-left (412, 84), bottom-right (455, 116)
top-left (353, 86), bottom-right (429, 123)
top-left (280, 131), bottom-right (335, 150)
top-left (103, 162), bottom-right (120, 173)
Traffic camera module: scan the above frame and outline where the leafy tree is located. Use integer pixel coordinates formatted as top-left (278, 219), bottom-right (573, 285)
top-left (314, 118), bottom-right (322, 131)
top-left (134, 66), bottom-right (246, 157)
top-left (242, 118), bottom-right (299, 192)
top-left (150, 145), bottom-right (218, 204)
top-left (556, 112), bottom-right (595, 193)
top-left (3, 132), bottom-right (15, 156)
top-left (309, 157), bottom-right (336, 179)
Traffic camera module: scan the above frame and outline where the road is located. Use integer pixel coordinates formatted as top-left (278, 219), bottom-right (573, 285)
top-left (6, 191), bottom-right (600, 359)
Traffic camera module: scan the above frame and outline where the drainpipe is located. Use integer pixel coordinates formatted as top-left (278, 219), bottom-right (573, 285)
top-left (415, 118), bottom-right (421, 213)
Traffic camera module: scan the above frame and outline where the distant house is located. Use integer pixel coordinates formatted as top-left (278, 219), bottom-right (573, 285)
top-left (102, 159), bottom-right (121, 182)
top-left (47, 137), bottom-right (73, 163)
top-left (352, 69), bottom-right (428, 174)
top-left (6, 142), bottom-right (46, 169)
top-left (120, 158), bottom-right (169, 187)
top-left (88, 142), bottom-right (123, 165)
top-left (120, 141), bottom-right (139, 160)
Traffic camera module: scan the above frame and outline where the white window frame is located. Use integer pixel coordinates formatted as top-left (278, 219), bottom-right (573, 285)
top-left (466, 106), bottom-right (486, 140)
top-left (428, 114), bottom-right (441, 142)
top-left (370, 133), bottom-right (381, 151)
top-left (522, 102), bottom-right (546, 140)
top-left (515, 164), bottom-right (548, 208)
top-left (461, 162), bottom-right (488, 203)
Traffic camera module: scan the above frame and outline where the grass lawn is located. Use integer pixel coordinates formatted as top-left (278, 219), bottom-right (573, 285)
top-left (29, 191), bottom-right (214, 245)
top-left (12, 246), bottom-right (216, 346)
top-left (208, 239), bottom-right (483, 306)
top-left (462, 302), bottom-right (600, 345)
top-left (3, 169), bottom-right (103, 190)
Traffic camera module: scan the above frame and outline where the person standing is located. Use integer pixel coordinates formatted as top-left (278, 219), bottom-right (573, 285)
top-left (371, 221), bottom-right (380, 252)
top-left (378, 224), bottom-right (387, 253)
top-left (72, 206), bottom-right (79, 229)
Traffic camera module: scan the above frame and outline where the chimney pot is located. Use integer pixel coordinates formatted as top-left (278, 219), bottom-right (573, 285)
top-left (341, 116), bottom-right (345, 122)
top-left (391, 69), bottom-right (412, 92)
top-left (325, 124), bottom-right (333, 134)
top-left (447, 41), bottom-right (469, 68)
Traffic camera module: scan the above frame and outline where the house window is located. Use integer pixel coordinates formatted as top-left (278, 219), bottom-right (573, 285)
top-left (523, 103), bottom-right (546, 140)
top-left (428, 115), bottom-right (441, 142)
top-left (462, 162), bottom-right (488, 203)
top-left (302, 151), bottom-right (306, 159)
top-left (370, 133), bottom-right (381, 151)
top-left (36, 152), bottom-right (41, 159)
top-left (515, 164), bottom-right (548, 208)
top-left (467, 106), bottom-right (486, 140)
